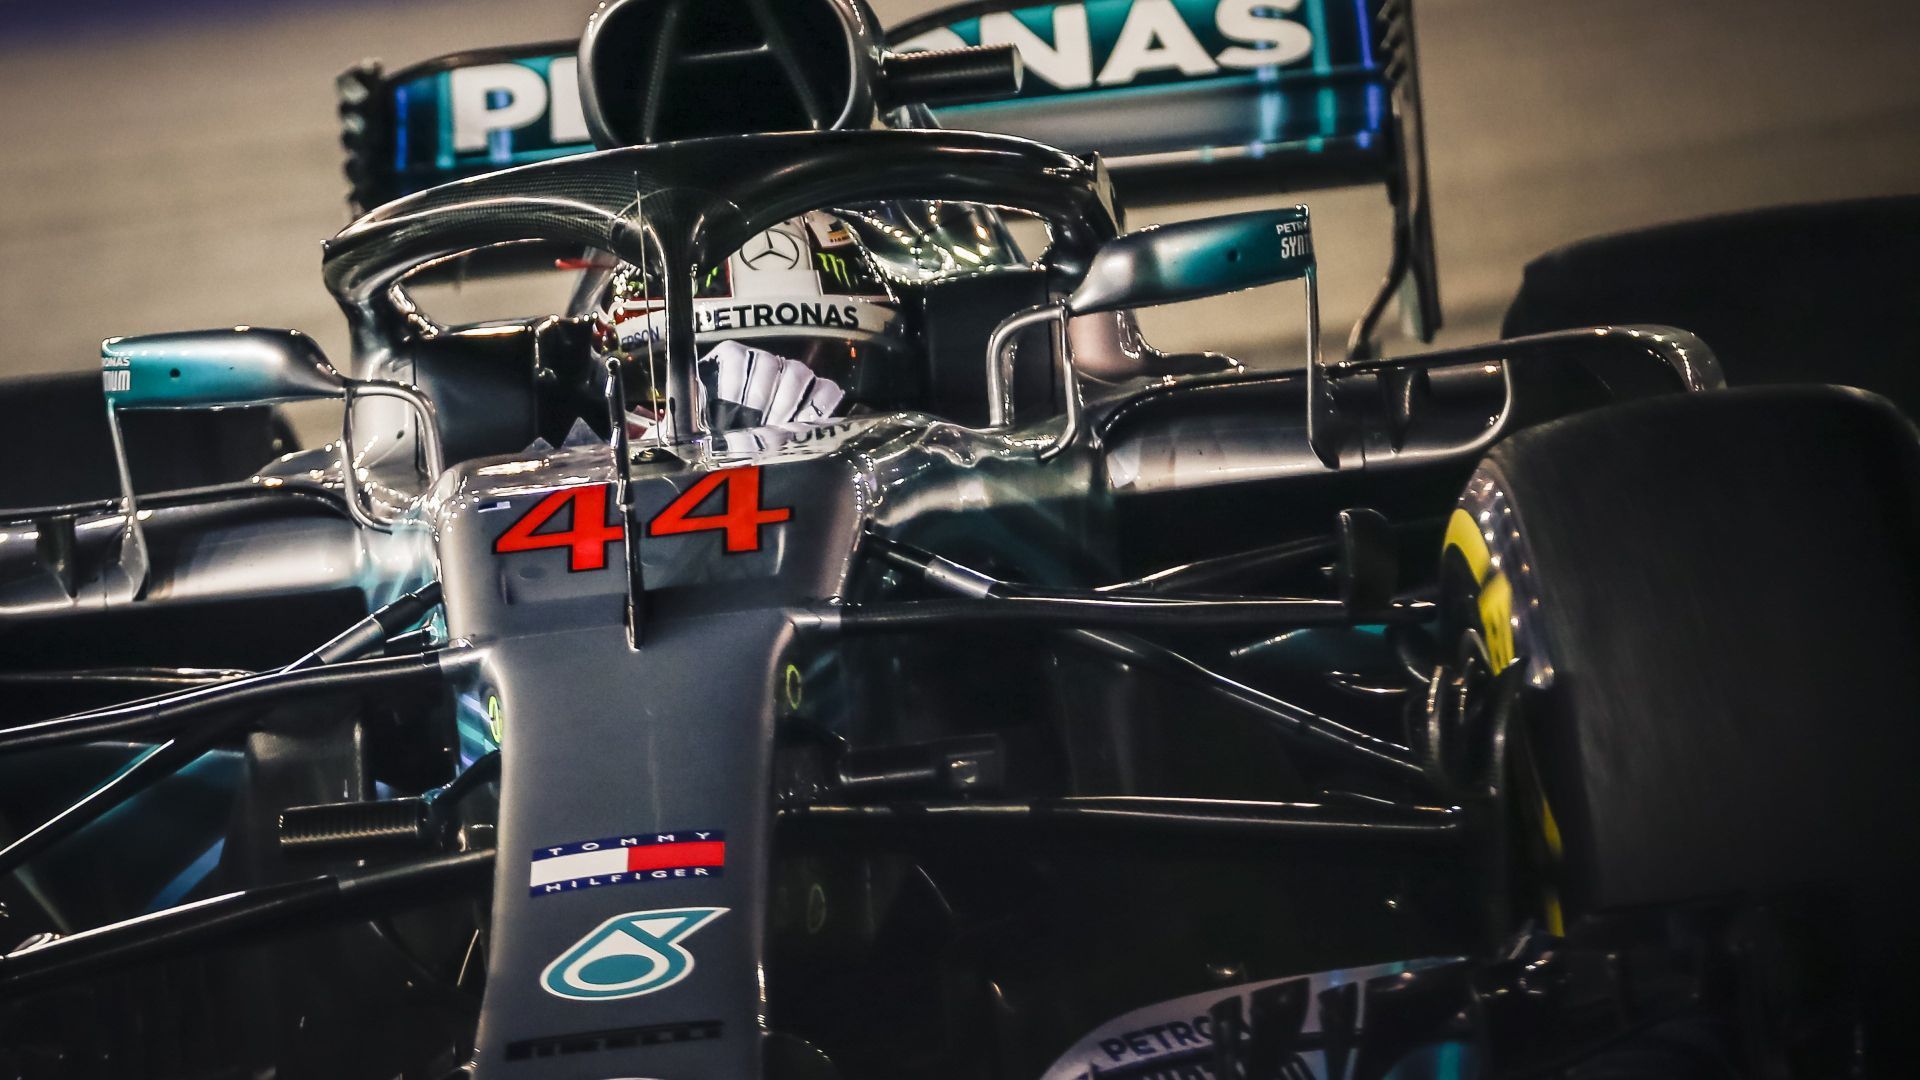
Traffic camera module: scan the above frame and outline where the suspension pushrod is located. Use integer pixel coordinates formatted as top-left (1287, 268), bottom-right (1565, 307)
top-left (797, 595), bottom-right (1429, 634)
top-left (0, 652), bottom-right (442, 755)
top-left (1098, 535), bottom-right (1340, 595)
top-left (0, 653), bottom-right (444, 877)
top-left (1066, 629), bottom-right (1425, 779)
top-left (0, 668), bottom-right (251, 689)
top-left (860, 536), bottom-right (1426, 780)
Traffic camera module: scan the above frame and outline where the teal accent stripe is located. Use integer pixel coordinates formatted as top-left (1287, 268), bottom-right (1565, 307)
top-left (434, 73), bottom-right (455, 172)
top-left (1306, 0), bottom-right (1336, 136)
top-left (147, 839), bottom-right (225, 913)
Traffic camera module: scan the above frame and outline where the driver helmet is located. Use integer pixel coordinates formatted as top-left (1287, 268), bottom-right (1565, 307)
top-left (596, 211), bottom-right (912, 443)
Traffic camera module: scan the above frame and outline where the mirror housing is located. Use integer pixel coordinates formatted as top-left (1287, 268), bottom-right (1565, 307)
top-left (97, 326), bottom-right (442, 580)
top-left (1066, 207), bottom-right (1315, 316)
top-left (989, 207), bottom-right (1321, 459)
top-left (101, 327), bottom-right (347, 410)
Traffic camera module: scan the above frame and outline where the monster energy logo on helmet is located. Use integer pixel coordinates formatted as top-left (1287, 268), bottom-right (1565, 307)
top-left (606, 213), bottom-right (908, 359)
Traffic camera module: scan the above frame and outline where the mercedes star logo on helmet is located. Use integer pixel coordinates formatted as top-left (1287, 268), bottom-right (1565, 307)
top-left (740, 228), bottom-right (804, 270)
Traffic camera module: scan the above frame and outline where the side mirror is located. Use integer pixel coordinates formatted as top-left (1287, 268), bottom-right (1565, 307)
top-left (987, 207), bottom-right (1321, 458)
top-left (1066, 207), bottom-right (1317, 315)
top-left (97, 327), bottom-right (444, 600)
top-left (101, 327), bottom-right (346, 408)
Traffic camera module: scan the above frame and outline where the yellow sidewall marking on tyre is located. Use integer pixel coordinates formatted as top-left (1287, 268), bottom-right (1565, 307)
top-left (1538, 791), bottom-right (1563, 859)
top-left (1444, 508), bottom-right (1517, 673)
top-left (1450, 503), bottom-right (1567, 930)
top-left (1478, 571), bottom-right (1516, 673)
top-left (1444, 507), bottom-right (1493, 581)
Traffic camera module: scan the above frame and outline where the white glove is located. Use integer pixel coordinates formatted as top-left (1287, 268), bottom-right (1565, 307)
top-left (701, 340), bottom-right (845, 430)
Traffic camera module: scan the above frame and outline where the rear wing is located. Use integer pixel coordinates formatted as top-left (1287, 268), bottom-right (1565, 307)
top-left (337, 0), bottom-right (1437, 349)
top-left (338, 43), bottom-right (579, 214)
top-left (888, 0), bottom-right (1438, 346)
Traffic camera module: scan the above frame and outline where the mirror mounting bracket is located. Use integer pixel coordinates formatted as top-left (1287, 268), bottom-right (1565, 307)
top-left (101, 402), bottom-right (151, 603)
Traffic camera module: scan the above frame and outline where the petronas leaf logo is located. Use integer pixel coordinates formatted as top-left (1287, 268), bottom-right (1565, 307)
top-left (540, 907), bottom-right (728, 1001)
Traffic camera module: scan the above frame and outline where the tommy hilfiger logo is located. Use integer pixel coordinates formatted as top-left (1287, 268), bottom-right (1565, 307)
top-left (530, 830), bottom-right (726, 898)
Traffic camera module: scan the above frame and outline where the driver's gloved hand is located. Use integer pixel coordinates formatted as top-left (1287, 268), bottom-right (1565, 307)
top-left (701, 340), bottom-right (844, 430)
top-left (618, 341), bottom-right (847, 449)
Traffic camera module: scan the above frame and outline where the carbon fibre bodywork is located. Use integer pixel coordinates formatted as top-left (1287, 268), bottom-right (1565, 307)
top-left (0, 0), bottom-right (1905, 1077)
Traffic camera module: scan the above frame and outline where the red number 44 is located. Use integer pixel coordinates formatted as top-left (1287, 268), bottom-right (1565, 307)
top-left (647, 466), bottom-right (791, 553)
top-left (492, 466), bottom-right (791, 572)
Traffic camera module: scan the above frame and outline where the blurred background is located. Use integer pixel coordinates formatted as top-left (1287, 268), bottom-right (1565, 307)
top-left (3, 0), bottom-right (1918, 445)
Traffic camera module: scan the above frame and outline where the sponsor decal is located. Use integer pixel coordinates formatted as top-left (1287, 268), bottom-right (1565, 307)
top-left (895, 0), bottom-right (1315, 93)
top-left (815, 251), bottom-right (856, 290)
top-left (101, 353), bottom-right (132, 394)
top-left (809, 215), bottom-right (856, 249)
top-left (612, 297), bottom-right (896, 347)
top-left (1277, 217), bottom-right (1314, 261)
top-left (447, 57), bottom-right (587, 155)
top-left (531, 830), bottom-right (727, 898)
top-left (1039, 958), bottom-right (1468, 1080)
top-left (504, 1018), bottom-right (723, 1063)
top-left (739, 226), bottom-right (806, 271)
top-left (438, 2), bottom-right (1320, 158)
top-left (372, 2), bottom-right (1384, 204)
top-left (541, 907), bottom-right (727, 1001)
top-left (610, 212), bottom-right (881, 303)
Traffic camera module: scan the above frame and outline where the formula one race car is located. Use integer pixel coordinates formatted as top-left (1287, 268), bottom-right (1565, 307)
top-left (2, 1), bottom-right (1917, 1078)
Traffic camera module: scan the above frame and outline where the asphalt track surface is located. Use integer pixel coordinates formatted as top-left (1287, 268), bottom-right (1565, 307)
top-left (2, 0), bottom-right (1917, 444)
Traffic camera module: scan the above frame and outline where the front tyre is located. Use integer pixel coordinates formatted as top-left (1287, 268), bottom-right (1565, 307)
top-left (1440, 385), bottom-right (1920, 1073)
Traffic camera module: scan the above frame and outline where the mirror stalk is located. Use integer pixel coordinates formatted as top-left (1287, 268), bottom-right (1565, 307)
top-left (101, 402), bottom-right (151, 602)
